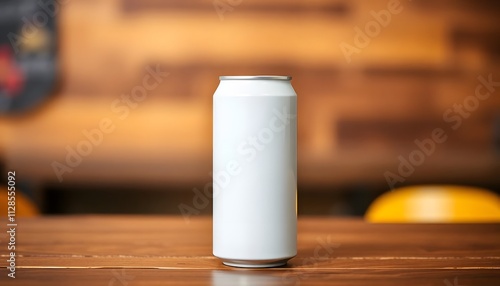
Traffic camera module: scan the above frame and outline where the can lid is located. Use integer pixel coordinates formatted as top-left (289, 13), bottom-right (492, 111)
top-left (219, 75), bottom-right (291, 81)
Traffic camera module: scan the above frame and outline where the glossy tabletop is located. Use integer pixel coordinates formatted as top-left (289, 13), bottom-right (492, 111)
top-left (1, 216), bottom-right (499, 285)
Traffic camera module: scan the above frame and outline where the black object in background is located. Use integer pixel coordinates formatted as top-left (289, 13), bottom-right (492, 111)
top-left (0, 0), bottom-right (57, 114)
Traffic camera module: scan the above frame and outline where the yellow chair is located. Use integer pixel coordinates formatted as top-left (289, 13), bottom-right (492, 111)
top-left (0, 186), bottom-right (39, 217)
top-left (366, 185), bottom-right (500, 223)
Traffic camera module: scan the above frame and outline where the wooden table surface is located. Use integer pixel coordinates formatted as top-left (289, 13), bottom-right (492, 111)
top-left (1, 216), bottom-right (499, 285)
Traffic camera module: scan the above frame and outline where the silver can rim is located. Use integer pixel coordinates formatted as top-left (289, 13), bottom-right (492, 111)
top-left (219, 75), bottom-right (291, 81)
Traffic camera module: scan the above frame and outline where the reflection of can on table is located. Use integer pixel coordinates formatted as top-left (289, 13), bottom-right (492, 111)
top-left (213, 75), bottom-right (297, 268)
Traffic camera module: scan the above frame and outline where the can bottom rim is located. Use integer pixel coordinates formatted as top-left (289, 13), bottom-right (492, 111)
top-left (221, 258), bottom-right (290, 268)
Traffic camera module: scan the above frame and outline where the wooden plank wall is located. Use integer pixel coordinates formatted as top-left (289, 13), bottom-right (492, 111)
top-left (1, 0), bottom-right (499, 189)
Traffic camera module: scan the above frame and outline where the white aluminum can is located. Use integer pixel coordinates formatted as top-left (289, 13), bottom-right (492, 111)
top-left (213, 75), bottom-right (297, 268)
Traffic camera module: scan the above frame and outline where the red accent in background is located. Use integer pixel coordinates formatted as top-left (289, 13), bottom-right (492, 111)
top-left (0, 45), bottom-right (25, 96)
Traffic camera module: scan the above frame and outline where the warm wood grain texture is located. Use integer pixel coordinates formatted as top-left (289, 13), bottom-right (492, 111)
top-left (0, 216), bottom-right (499, 285)
top-left (2, 0), bottom-right (500, 189)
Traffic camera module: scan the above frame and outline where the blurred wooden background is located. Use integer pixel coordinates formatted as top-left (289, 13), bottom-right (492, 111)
top-left (0, 0), bottom-right (499, 215)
